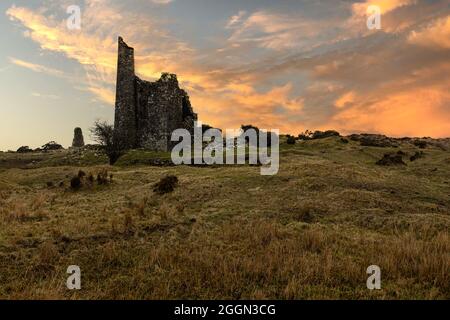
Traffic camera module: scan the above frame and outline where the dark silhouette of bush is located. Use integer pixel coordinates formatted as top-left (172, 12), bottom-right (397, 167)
top-left (41, 141), bottom-right (64, 151)
top-left (413, 140), bottom-right (427, 149)
top-left (298, 130), bottom-right (313, 140)
top-left (357, 134), bottom-right (396, 147)
top-left (97, 169), bottom-right (109, 185)
top-left (90, 120), bottom-right (124, 165)
top-left (70, 176), bottom-right (82, 189)
top-left (410, 151), bottom-right (424, 162)
top-left (286, 135), bottom-right (296, 145)
top-left (153, 175), bottom-right (179, 195)
top-left (84, 173), bottom-right (94, 188)
top-left (312, 130), bottom-right (340, 139)
top-left (16, 146), bottom-right (33, 153)
top-left (240, 125), bottom-right (277, 147)
top-left (376, 153), bottom-right (406, 166)
top-left (295, 206), bottom-right (314, 223)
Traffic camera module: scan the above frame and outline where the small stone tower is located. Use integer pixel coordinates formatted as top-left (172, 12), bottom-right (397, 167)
top-left (113, 37), bottom-right (198, 151)
top-left (72, 127), bottom-right (85, 148)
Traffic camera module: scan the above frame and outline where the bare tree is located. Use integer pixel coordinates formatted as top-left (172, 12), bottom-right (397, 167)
top-left (90, 120), bottom-right (124, 165)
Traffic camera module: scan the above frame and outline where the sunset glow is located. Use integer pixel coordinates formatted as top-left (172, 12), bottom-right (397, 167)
top-left (0, 0), bottom-right (449, 150)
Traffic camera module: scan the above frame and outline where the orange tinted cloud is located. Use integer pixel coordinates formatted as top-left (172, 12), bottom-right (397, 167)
top-left (331, 87), bottom-right (450, 137)
top-left (352, 0), bottom-right (414, 16)
top-left (335, 91), bottom-right (356, 109)
top-left (408, 16), bottom-right (450, 49)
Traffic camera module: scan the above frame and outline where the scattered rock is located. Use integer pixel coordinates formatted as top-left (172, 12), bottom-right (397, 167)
top-left (350, 134), bottom-right (397, 147)
top-left (376, 153), bottom-right (406, 166)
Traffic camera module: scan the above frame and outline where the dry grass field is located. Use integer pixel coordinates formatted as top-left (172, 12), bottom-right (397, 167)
top-left (0, 136), bottom-right (449, 299)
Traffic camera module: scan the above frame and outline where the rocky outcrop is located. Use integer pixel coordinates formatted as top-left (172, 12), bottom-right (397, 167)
top-left (376, 152), bottom-right (406, 166)
top-left (349, 134), bottom-right (398, 147)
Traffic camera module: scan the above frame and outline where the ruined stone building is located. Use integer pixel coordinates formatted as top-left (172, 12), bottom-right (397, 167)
top-left (114, 37), bottom-right (197, 151)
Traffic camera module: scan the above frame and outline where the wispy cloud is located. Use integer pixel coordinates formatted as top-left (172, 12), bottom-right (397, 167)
top-left (151, 0), bottom-right (174, 5)
top-left (31, 92), bottom-right (60, 100)
top-left (6, 1), bottom-right (191, 104)
top-left (9, 57), bottom-right (66, 78)
top-left (226, 10), bottom-right (333, 50)
top-left (226, 10), bottom-right (247, 29)
top-left (408, 15), bottom-right (450, 49)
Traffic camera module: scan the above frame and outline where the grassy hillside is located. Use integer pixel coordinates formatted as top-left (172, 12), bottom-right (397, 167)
top-left (0, 136), bottom-right (449, 299)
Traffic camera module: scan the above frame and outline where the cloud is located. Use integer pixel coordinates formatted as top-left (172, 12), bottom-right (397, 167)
top-left (31, 92), bottom-right (60, 100)
top-left (6, 1), bottom-right (192, 105)
top-left (226, 10), bottom-right (333, 50)
top-left (5, 0), bottom-right (450, 137)
top-left (351, 0), bottom-right (414, 16)
top-left (408, 15), bottom-right (450, 49)
top-left (330, 85), bottom-right (450, 137)
top-left (346, 0), bottom-right (418, 34)
top-left (226, 11), bottom-right (247, 29)
top-left (9, 57), bottom-right (66, 78)
top-left (335, 91), bottom-right (356, 109)
top-left (0, 65), bottom-right (12, 72)
top-left (151, 0), bottom-right (173, 4)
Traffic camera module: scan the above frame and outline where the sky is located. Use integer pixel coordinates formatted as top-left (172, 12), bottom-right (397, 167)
top-left (0, 0), bottom-right (449, 151)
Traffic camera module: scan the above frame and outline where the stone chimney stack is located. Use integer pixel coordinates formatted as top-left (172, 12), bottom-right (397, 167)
top-left (72, 127), bottom-right (85, 148)
top-left (114, 36), bottom-right (137, 149)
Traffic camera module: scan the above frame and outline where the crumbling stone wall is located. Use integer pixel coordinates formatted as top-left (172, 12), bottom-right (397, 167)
top-left (114, 37), bottom-right (197, 151)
